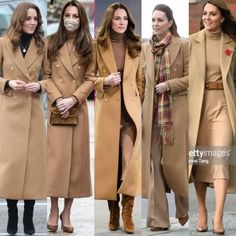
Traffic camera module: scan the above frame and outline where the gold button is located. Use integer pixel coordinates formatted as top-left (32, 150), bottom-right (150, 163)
top-left (103, 69), bottom-right (106, 73)
top-left (104, 98), bottom-right (108, 102)
top-left (59, 78), bottom-right (62, 82)
top-left (78, 66), bottom-right (81, 69)
top-left (131, 82), bottom-right (134, 85)
top-left (56, 64), bottom-right (59, 68)
top-left (10, 67), bottom-right (14, 71)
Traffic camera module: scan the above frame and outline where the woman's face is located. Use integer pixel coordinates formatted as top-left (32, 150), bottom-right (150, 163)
top-left (111, 8), bottom-right (128, 34)
top-left (22, 8), bottom-right (38, 34)
top-left (152, 10), bottom-right (172, 39)
top-left (202, 3), bottom-right (224, 32)
top-left (63, 5), bottom-right (80, 32)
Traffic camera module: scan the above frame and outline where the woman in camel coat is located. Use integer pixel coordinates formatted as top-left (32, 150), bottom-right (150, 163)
top-left (0, 2), bottom-right (46, 235)
top-left (142, 4), bottom-right (189, 231)
top-left (189, 0), bottom-right (236, 233)
top-left (43, 1), bottom-right (94, 233)
top-left (94, 2), bottom-right (144, 234)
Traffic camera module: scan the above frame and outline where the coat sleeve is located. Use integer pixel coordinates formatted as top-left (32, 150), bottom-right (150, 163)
top-left (73, 51), bottom-right (95, 104)
top-left (136, 54), bottom-right (145, 104)
top-left (167, 39), bottom-right (189, 94)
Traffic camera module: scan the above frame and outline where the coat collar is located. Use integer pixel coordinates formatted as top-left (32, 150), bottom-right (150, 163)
top-left (98, 39), bottom-right (117, 73)
top-left (6, 37), bottom-right (40, 80)
top-left (192, 29), bottom-right (234, 83)
top-left (144, 36), bottom-right (182, 83)
top-left (58, 42), bottom-right (76, 78)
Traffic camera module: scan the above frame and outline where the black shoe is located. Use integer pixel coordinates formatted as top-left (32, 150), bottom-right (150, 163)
top-left (6, 199), bottom-right (18, 235)
top-left (23, 200), bottom-right (35, 235)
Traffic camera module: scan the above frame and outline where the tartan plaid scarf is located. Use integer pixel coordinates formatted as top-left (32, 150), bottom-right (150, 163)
top-left (151, 32), bottom-right (174, 145)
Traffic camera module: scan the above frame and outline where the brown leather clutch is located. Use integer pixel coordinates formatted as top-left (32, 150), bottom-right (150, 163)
top-left (50, 106), bottom-right (78, 126)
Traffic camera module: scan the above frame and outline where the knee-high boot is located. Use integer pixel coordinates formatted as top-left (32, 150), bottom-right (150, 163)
top-left (23, 200), bottom-right (35, 235)
top-left (6, 199), bottom-right (18, 235)
top-left (121, 195), bottom-right (135, 234)
top-left (107, 194), bottom-right (120, 231)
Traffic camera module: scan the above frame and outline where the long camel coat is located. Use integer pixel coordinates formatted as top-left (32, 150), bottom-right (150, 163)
top-left (142, 36), bottom-right (189, 198)
top-left (189, 29), bottom-right (236, 192)
top-left (94, 39), bottom-right (145, 200)
top-left (0, 36), bottom-right (46, 200)
top-left (42, 38), bottom-right (93, 198)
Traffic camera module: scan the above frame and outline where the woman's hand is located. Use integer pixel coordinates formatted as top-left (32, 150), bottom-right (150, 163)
top-left (155, 82), bottom-right (168, 94)
top-left (24, 82), bottom-right (41, 93)
top-left (104, 72), bottom-right (121, 87)
top-left (56, 97), bottom-right (76, 115)
top-left (9, 80), bottom-right (26, 90)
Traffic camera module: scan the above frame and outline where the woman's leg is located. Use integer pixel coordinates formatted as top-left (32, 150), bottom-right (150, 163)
top-left (60, 198), bottom-right (74, 228)
top-left (213, 179), bottom-right (228, 232)
top-left (23, 200), bottom-right (35, 235)
top-left (47, 197), bottom-right (59, 231)
top-left (194, 181), bottom-right (208, 231)
top-left (6, 199), bottom-right (18, 235)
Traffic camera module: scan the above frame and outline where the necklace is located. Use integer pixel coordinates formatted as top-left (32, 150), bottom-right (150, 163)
top-left (20, 39), bottom-right (32, 53)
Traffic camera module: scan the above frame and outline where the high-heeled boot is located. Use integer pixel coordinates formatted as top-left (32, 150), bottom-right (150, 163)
top-left (6, 199), bottom-right (18, 235)
top-left (121, 195), bottom-right (135, 234)
top-left (108, 194), bottom-right (120, 231)
top-left (23, 200), bottom-right (35, 235)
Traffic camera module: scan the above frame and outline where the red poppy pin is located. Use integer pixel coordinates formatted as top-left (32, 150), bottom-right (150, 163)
top-left (225, 48), bottom-right (232, 56)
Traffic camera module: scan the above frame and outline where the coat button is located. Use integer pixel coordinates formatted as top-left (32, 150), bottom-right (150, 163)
top-left (73, 79), bottom-right (75, 82)
top-left (59, 78), bottom-right (62, 82)
top-left (56, 64), bottom-right (59, 68)
top-left (78, 66), bottom-right (81, 69)
top-left (173, 68), bottom-right (177, 71)
top-left (104, 98), bottom-right (108, 102)
top-left (131, 81), bottom-right (134, 86)
top-left (32, 68), bottom-right (36, 72)
top-left (10, 67), bottom-right (14, 71)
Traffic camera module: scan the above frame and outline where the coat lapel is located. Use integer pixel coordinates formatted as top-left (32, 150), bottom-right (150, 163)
top-left (123, 49), bottom-right (134, 80)
top-left (220, 33), bottom-right (234, 83)
top-left (58, 43), bottom-right (76, 78)
top-left (145, 44), bottom-right (155, 85)
top-left (99, 39), bottom-right (117, 73)
top-left (6, 39), bottom-right (31, 80)
top-left (24, 38), bottom-right (39, 72)
top-left (168, 36), bottom-right (181, 67)
top-left (193, 30), bottom-right (206, 82)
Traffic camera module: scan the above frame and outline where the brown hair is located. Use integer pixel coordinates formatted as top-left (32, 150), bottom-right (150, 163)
top-left (96, 2), bottom-right (141, 58)
top-left (201, 0), bottom-right (236, 41)
top-left (7, 2), bottom-right (44, 53)
top-left (48, 0), bottom-right (93, 65)
top-left (152, 4), bottom-right (180, 37)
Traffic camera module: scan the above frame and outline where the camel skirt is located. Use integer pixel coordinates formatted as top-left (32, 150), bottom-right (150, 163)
top-left (192, 89), bottom-right (232, 183)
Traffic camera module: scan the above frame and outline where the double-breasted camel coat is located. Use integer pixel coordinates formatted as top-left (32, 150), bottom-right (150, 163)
top-left (142, 36), bottom-right (189, 198)
top-left (43, 38), bottom-right (93, 198)
top-left (189, 30), bottom-right (236, 192)
top-left (0, 36), bottom-right (46, 200)
top-left (94, 39), bottom-right (145, 200)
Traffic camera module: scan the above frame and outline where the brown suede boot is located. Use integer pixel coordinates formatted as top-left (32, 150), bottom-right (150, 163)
top-left (108, 198), bottom-right (120, 231)
top-left (121, 195), bottom-right (135, 234)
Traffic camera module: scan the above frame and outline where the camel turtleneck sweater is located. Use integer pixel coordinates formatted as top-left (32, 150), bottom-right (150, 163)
top-left (205, 29), bottom-right (222, 83)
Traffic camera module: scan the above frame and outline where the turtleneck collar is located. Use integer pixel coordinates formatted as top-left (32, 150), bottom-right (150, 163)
top-left (110, 29), bottom-right (125, 43)
top-left (21, 32), bottom-right (33, 42)
top-left (205, 29), bottom-right (221, 40)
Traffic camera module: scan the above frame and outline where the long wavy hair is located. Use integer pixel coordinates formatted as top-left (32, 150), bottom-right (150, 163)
top-left (200, 0), bottom-right (236, 41)
top-left (152, 4), bottom-right (180, 38)
top-left (7, 2), bottom-right (44, 54)
top-left (96, 2), bottom-right (141, 58)
top-left (48, 0), bottom-right (93, 65)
